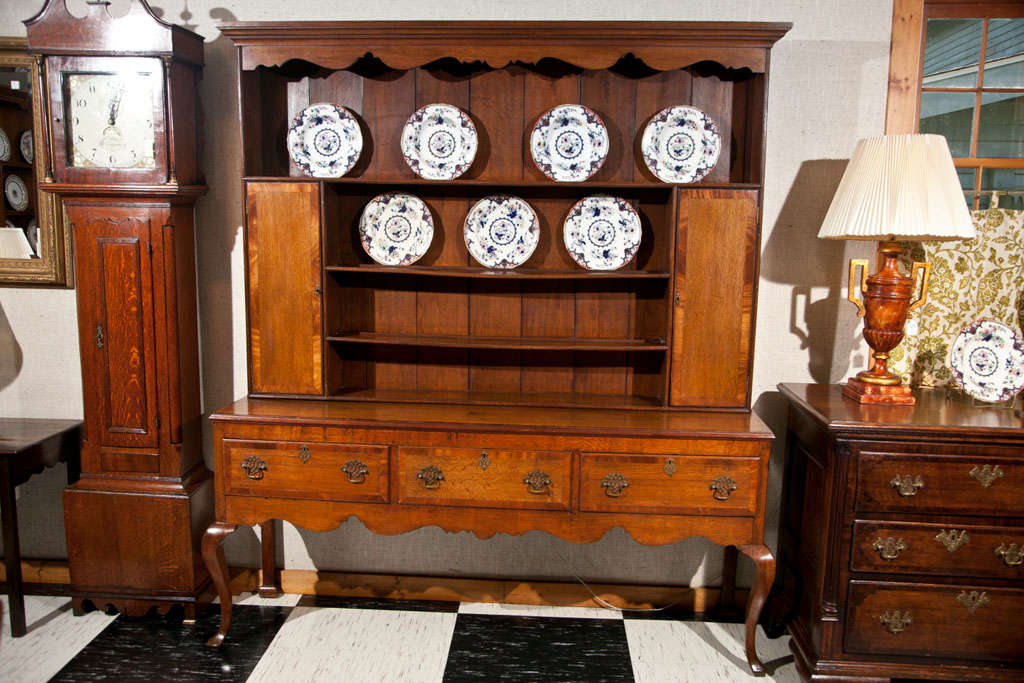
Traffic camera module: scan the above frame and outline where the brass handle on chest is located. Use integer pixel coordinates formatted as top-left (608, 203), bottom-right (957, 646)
top-left (890, 474), bottom-right (924, 497)
top-left (871, 537), bottom-right (906, 561)
top-left (601, 473), bottom-right (628, 497)
top-left (969, 464), bottom-right (1004, 488)
top-left (879, 609), bottom-right (912, 634)
top-left (956, 590), bottom-right (989, 614)
top-left (710, 476), bottom-right (737, 501)
top-left (241, 456), bottom-right (267, 480)
top-left (417, 464), bottom-right (444, 490)
top-left (523, 470), bottom-right (551, 495)
top-left (995, 543), bottom-right (1023, 567)
top-left (342, 459), bottom-right (369, 484)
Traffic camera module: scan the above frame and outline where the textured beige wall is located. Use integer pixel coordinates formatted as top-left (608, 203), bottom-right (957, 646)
top-left (0, 0), bottom-right (884, 587)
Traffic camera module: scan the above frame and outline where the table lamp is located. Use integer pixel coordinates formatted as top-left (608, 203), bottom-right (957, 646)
top-left (818, 134), bottom-right (975, 405)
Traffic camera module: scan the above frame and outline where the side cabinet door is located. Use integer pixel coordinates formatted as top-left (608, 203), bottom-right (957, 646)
top-left (246, 181), bottom-right (322, 395)
top-left (71, 205), bottom-right (160, 450)
top-left (670, 189), bottom-right (759, 408)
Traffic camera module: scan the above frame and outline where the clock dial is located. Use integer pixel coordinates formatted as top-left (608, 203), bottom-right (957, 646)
top-left (66, 72), bottom-right (157, 169)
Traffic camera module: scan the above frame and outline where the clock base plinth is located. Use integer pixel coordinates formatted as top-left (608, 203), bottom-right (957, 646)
top-left (842, 378), bottom-right (916, 405)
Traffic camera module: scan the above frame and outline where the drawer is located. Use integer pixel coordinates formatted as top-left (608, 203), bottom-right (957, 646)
top-left (579, 453), bottom-right (759, 515)
top-left (845, 580), bottom-right (1024, 662)
top-left (224, 439), bottom-right (389, 503)
top-left (856, 451), bottom-right (1024, 517)
top-left (851, 520), bottom-right (1024, 579)
top-left (396, 446), bottom-right (571, 511)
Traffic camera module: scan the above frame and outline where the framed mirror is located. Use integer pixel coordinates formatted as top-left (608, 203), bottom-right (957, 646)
top-left (0, 38), bottom-right (71, 287)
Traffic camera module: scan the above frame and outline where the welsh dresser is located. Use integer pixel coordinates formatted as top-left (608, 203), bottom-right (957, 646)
top-left (204, 22), bottom-right (791, 676)
top-left (777, 383), bottom-right (1024, 682)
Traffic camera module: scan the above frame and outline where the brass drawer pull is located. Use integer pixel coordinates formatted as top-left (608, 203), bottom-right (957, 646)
top-left (879, 609), bottom-right (912, 634)
top-left (241, 456), bottom-right (268, 480)
top-left (417, 465), bottom-right (444, 490)
top-left (995, 542), bottom-right (1023, 567)
top-left (523, 470), bottom-right (551, 495)
top-left (890, 474), bottom-right (924, 497)
top-left (601, 473), bottom-right (629, 497)
top-left (710, 476), bottom-right (737, 501)
top-left (956, 590), bottom-right (989, 614)
top-left (342, 459), bottom-right (369, 484)
top-left (935, 529), bottom-right (970, 553)
top-left (298, 445), bottom-right (310, 463)
top-left (871, 537), bottom-right (906, 561)
top-left (969, 464), bottom-right (1004, 488)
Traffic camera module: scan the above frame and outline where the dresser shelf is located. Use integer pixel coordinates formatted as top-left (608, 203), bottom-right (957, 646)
top-left (329, 388), bottom-right (665, 410)
top-left (325, 265), bottom-right (671, 280)
top-left (327, 332), bottom-right (668, 352)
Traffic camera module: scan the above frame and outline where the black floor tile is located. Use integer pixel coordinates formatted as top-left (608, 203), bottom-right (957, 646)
top-left (621, 606), bottom-right (745, 623)
top-left (49, 604), bottom-right (291, 682)
top-left (296, 594), bottom-right (460, 612)
top-left (443, 613), bottom-right (634, 682)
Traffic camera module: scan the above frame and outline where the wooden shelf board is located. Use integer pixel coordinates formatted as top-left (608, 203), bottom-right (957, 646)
top-left (245, 175), bottom-right (760, 192)
top-left (327, 332), bottom-right (668, 352)
top-left (326, 264), bottom-right (671, 280)
top-left (329, 388), bottom-right (665, 410)
top-left (1, 161), bottom-right (32, 170)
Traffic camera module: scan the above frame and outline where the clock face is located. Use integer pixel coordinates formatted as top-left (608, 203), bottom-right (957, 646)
top-left (65, 72), bottom-right (157, 170)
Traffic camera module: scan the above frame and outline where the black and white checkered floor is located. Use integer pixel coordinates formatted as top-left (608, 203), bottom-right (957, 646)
top-left (0, 593), bottom-right (798, 682)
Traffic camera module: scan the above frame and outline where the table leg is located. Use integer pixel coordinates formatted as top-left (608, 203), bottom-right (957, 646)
top-left (202, 521), bottom-right (237, 648)
top-left (719, 545), bottom-right (739, 614)
top-left (258, 520), bottom-right (280, 598)
top-left (0, 462), bottom-right (26, 637)
top-left (737, 543), bottom-right (775, 677)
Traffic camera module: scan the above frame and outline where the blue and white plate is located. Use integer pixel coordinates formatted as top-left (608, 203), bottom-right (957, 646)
top-left (641, 105), bottom-right (721, 183)
top-left (19, 130), bottom-right (32, 165)
top-left (530, 104), bottom-right (608, 182)
top-left (563, 195), bottom-right (642, 271)
top-left (402, 103), bottom-right (477, 180)
top-left (359, 193), bottom-right (434, 266)
top-left (0, 127), bottom-right (9, 162)
top-left (464, 195), bottom-right (539, 269)
top-left (287, 103), bottom-right (362, 178)
top-left (950, 320), bottom-right (1024, 403)
top-left (4, 174), bottom-right (28, 212)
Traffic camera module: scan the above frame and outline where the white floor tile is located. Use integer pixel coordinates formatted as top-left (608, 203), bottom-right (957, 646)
top-left (232, 591), bottom-right (303, 607)
top-left (458, 601), bottom-right (623, 620)
top-left (0, 595), bottom-right (118, 683)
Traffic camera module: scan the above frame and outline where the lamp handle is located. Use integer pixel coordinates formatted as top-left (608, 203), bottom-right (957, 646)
top-left (908, 262), bottom-right (931, 314)
top-left (847, 258), bottom-right (868, 318)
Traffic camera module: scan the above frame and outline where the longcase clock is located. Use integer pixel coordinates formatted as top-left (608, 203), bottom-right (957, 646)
top-left (26, 0), bottom-right (211, 620)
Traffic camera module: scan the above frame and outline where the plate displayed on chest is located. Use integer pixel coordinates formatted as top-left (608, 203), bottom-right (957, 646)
top-left (950, 320), bottom-right (1024, 403)
top-left (0, 127), bottom-right (9, 162)
top-left (563, 195), bottom-right (642, 271)
top-left (4, 174), bottom-right (28, 211)
top-left (530, 104), bottom-right (608, 182)
top-left (641, 105), bottom-right (721, 183)
top-left (464, 195), bottom-right (539, 269)
top-left (19, 130), bottom-right (32, 165)
top-left (359, 192), bottom-right (434, 266)
top-left (287, 103), bottom-right (363, 178)
top-left (402, 103), bottom-right (477, 180)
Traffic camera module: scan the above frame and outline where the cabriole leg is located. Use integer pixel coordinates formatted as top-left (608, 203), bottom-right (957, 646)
top-left (737, 543), bottom-right (776, 676)
top-left (258, 520), bottom-right (280, 598)
top-left (202, 521), bottom-right (237, 648)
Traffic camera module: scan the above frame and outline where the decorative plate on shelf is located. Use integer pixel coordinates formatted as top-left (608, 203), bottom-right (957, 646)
top-left (0, 127), bottom-right (9, 162)
top-left (286, 103), bottom-right (363, 178)
top-left (19, 130), bottom-right (32, 165)
top-left (401, 103), bottom-right (477, 180)
top-left (949, 320), bottom-right (1024, 403)
top-left (464, 195), bottom-right (539, 269)
top-left (4, 174), bottom-right (28, 211)
top-left (24, 218), bottom-right (38, 256)
top-left (530, 104), bottom-right (608, 182)
top-left (358, 192), bottom-right (434, 266)
top-left (563, 195), bottom-right (642, 271)
top-left (641, 105), bottom-right (721, 183)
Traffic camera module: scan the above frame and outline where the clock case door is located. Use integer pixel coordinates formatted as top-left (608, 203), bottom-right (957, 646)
top-left (46, 55), bottom-right (168, 185)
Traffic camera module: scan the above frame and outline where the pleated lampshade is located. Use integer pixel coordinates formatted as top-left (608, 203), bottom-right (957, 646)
top-left (818, 134), bottom-right (976, 241)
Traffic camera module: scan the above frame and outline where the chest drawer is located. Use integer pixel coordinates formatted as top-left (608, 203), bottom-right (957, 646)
top-left (851, 520), bottom-right (1024, 579)
top-left (845, 580), bottom-right (1024, 662)
top-left (396, 446), bottom-right (571, 511)
top-left (579, 453), bottom-right (759, 515)
top-left (856, 452), bottom-right (1023, 517)
top-left (225, 439), bottom-right (389, 503)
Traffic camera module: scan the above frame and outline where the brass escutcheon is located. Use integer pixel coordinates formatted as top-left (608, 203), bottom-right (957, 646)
top-left (890, 474), bottom-right (924, 497)
top-left (871, 537), bottom-right (907, 561)
top-left (995, 542), bottom-right (1023, 567)
top-left (479, 451), bottom-right (490, 470)
top-left (417, 464), bottom-right (444, 490)
top-left (341, 459), bottom-right (369, 484)
top-left (240, 456), bottom-right (267, 480)
top-left (298, 445), bottom-right (310, 463)
top-left (935, 529), bottom-right (970, 553)
top-left (956, 590), bottom-right (989, 614)
top-left (709, 476), bottom-right (737, 501)
top-left (94, 324), bottom-right (104, 349)
top-left (664, 458), bottom-right (677, 476)
top-left (601, 473), bottom-right (629, 498)
top-left (523, 470), bottom-right (551, 495)
top-left (969, 464), bottom-right (1004, 488)
top-left (879, 609), bottom-right (912, 634)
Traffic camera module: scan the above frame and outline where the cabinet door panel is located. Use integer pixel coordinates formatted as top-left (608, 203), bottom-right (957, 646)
top-left (246, 181), bottom-right (322, 395)
top-left (72, 207), bottom-right (159, 450)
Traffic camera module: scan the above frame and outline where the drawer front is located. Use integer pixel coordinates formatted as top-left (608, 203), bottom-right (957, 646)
top-left (396, 446), bottom-right (571, 511)
top-left (225, 439), bottom-right (389, 503)
top-left (845, 581), bottom-right (1024, 662)
top-left (851, 520), bottom-right (1024, 579)
top-left (579, 453), bottom-right (759, 515)
top-left (856, 452), bottom-right (1023, 516)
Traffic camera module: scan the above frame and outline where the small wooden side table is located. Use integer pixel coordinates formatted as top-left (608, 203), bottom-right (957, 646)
top-left (0, 418), bottom-right (81, 637)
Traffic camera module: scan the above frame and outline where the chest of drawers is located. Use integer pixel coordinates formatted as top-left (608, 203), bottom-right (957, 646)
top-left (777, 383), bottom-right (1024, 682)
